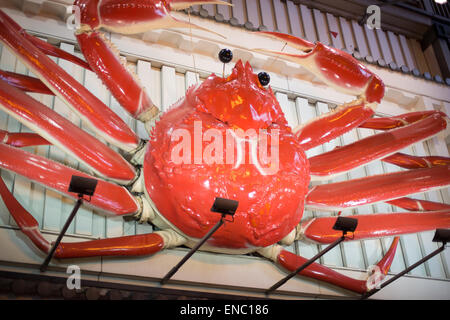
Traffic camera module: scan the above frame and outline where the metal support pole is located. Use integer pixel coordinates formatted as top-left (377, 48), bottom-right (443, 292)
top-left (362, 243), bottom-right (447, 299)
top-left (40, 197), bottom-right (83, 273)
top-left (160, 215), bottom-right (226, 285)
top-left (265, 235), bottom-right (346, 295)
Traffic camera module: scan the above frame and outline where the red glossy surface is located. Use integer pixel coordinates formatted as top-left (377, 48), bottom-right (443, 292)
top-left (75, 0), bottom-right (169, 31)
top-left (259, 32), bottom-right (384, 103)
top-left (195, 61), bottom-right (288, 131)
top-left (306, 165), bottom-right (450, 210)
top-left (360, 111), bottom-right (445, 130)
top-left (379, 237), bottom-right (400, 275)
top-left (0, 7), bottom-right (91, 70)
top-left (277, 250), bottom-right (367, 293)
top-left (382, 152), bottom-right (450, 169)
top-left (387, 197), bottom-right (450, 211)
top-left (1, 174), bottom-right (163, 258)
top-left (295, 101), bottom-right (374, 151)
top-left (0, 70), bottom-right (53, 95)
top-left (99, 0), bottom-right (167, 29)
top-left (0, 129), bottom-right (50, 148)
top-left (278, 238), bottom-right (398, 293)
top-left (0, 176), bottom-right (50, 253)
top-left (25, 34), bottom-right (92, 71)
top-left (308, 113), bottom-right (447, 177)
top-left (90, 0), bottom-right (224, 30)
top-left (75, 0), bottom-right (224, 31)
top-left (313, 42), bottom-right (374, 94)
top-left (74, 0), bottom-right (102, 29)
top-left (303, 212), bottom-right (450, 243)
top-left (365, 74), bottom-right (384, 104)
top-left (144, 61), bottom-right (310, 249)
top-left (55, 233), bottom-right (164, 258)
top-left (0, 10), bottom-right (139, 151)
top-left (0, 143), bottom-right (140, 216)
top-left (0, 80), bottom-right (136, 183)
top-left (77, 32), bottom-right (156, 120)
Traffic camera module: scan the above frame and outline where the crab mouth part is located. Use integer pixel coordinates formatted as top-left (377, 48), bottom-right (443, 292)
top-left (192, 60), bottom-right (289, 131)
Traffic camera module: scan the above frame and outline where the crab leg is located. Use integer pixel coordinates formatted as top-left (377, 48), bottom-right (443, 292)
top-left (259, 239), bottom-right (399, 293)
top-left (53, 233), bottom-right (164, 258)
top-left (0, 9), bottom-right (91, 70)
top-left (381, 152), bottom-right (450, 170)
top-left (0, 80), bottom-right (136, 184)
top-left (360, 111), bottom-right (446, 130)
top-left (0, 175), bottom-right (185, 258)
top-left (0, 143), bottom-right (140, 216)
top-left (294, 100), bottom-right (376, 150)
top-left (0, 129), bottom-right (50, 148)
top-left (75, 31), bottom-right (158, 122)
top-left (306, 165), bottom-right (450, 211)
top-left (0, 10), bottom-right (139, 152)
top-left (0, 70), bottom-right (53, 95)
top-left (308, 112), bottom-right (448, 180)
top-left (74, 0), bottom-right (227, 121)
top-left (22, 35), bottom-right (92, 71)
top-left (387, 197), bottom-right (450, 211)
top-left (298, 211), bottom-right (450, 244)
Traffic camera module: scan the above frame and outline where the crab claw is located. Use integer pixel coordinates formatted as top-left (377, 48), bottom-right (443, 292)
top-left (255, 31), bottom-right (384, 103)
top-left (75, 0), bottom-right (228, 38)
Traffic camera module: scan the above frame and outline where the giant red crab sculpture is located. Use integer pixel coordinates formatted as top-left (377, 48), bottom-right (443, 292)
top-left (0, 0), bottom-right (449, 295)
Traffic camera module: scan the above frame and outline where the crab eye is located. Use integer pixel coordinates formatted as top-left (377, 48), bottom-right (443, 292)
top-left (219, 48), bottom-right (233, 63)
top-left (258, 72), bottom-right (270, 86)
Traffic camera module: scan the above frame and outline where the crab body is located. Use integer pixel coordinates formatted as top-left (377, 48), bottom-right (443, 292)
top-left (144, 61), bottom-right (309, 251)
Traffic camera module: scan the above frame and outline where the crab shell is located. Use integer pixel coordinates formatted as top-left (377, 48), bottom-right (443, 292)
top-left (143, 61), bottom-right (310, 252)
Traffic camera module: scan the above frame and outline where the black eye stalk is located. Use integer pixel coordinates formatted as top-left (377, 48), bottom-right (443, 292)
top-left (258, 72), bottom-right (270, 86)
top-left (219, 48), bottom-right (233, 64)
top-left (219, 48), bottom-right (233, 78)
top-left (218, 49), bottom-right (270, 86)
